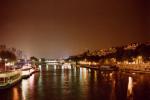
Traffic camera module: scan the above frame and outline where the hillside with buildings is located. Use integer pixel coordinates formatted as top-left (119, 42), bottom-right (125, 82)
top-left (67, 42), bottom-right (150, 66)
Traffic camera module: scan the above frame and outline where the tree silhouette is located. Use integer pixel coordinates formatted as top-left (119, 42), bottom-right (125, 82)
top-left (0, 50), bottom-right (17, 61)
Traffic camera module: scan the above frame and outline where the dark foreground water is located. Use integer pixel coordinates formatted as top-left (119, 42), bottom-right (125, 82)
top-left (0, 65), bottom-right (150, 100)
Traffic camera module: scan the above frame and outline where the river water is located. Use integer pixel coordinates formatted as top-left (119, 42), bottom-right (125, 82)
top-left (0, 64), bottom-right (150, 100)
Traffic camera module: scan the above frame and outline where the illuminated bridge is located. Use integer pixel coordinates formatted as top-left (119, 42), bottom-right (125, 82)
top-left (45, 59), bottom-right (64, 65)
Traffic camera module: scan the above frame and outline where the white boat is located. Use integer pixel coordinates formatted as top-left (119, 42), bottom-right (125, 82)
top-left (0, 70), bottom-right (22, 89)
top-left (21, 64), bottom-right (40, 78)
top-left (21, 65), bottom-right (33, 78)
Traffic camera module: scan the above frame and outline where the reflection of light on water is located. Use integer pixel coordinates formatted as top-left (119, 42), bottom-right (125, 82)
top-left (83, 68), bottom-right (87, 80)
top-left (38, 75), bottom-right (42, 87)
top-left (54, 64), bottom-right (56, 70)
top-left (62, 63), bottom-right (71, 69)
top-left (74, 67), bottom-right (76, 76)
top-left (13, 88), bottom-right (19, 100)
top-left (68, 65), bottom-right (71, 69)
top-left (127, 76), bottom-right (133, 98)
top-left (88, 69), bottom-right (91, 72)
top-left (79, 68), bottom-right (89, 81)
top-left (109, 73), bottom-right (112, 77)
top-left (80, 68), bottom-right (83, 80)
top-left (22, 80), bottom-right (29, 100)
top-left (46, 64), bottom-right (48, 71)
top-left (94, 70), bottom-right (97, 81)
top-left (110, 72), bottom-right (116, 100)
top-left (39, 65), bottom-right (42, 71)
top-left (29, 75), bottom-right (34, 89)
top-left (109, 73), bottom-right (113, 80)
top-left (22, 75), bottom-right (35, 100)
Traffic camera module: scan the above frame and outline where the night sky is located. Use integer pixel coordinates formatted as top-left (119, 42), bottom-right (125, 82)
top-left (0, 0), bottom-right (150, 58)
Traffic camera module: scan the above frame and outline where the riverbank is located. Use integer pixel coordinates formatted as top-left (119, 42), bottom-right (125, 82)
top-left (75, 63), bottom-right (150, 74)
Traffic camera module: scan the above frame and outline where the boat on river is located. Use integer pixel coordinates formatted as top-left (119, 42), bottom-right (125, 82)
top-left (0, 70), bottom-right (22, 89)
top-left (21, 64), bottom-right (33, 79)
top-left (21, 64), bottom-right (40, 79)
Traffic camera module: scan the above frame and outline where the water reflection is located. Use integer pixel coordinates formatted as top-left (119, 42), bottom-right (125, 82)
top-left (127, 76), bottom-right (133, 99)
top-left (54, 64), bottom-right (56, 70)
top-left (0, 65), bottom-right (150, 100)
top-left (94, 70), bottom-right (97, 82)
top-left (13, 88), bottom-right (19, 100)
top-left (46, 64), bottom-right (49, 71)
top-left (80, 68), bottom-right (89, 81)
top-left (22, 79), bottom-right (28, 100)
top-left (39, 65), bottom-right (42, 71)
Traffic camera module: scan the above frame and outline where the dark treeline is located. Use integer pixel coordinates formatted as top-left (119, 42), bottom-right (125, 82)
top-left (0, 50), bottom-right (17, 62)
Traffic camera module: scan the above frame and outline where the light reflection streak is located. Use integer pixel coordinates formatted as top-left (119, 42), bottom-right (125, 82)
top-left (22, 80), bottom-right (29, 100)
top-left (79, 68), bottom-right (89, 81)
top-left (29, 74), bottom-right (34, 89)
top-left (13, 88), bottom-right (19, 100)
top-left (109, 73), bottom-right (113, 80)
top-left (39, 65), bottom-right (42, 71)
top-left (127, 76), bottom-right (133, 99)
top-left (80, 68), bottom-right (83, 80)
top-left (83, 68), bottom-right (87, 80)
top-left (88, 69), bottom-right (91, 72)
top-left (94, 70), bottom-right (97, 82)
top-left (46, 64), bottom-right (48, 71)
top-left (54, 64), bottom-right (56, 70)
top-left (62, 63), bottom-right (71, 69)
top-left (110, 72), bottom-right (116, 100)
top-left (74, 67), bottom-right (76, 76)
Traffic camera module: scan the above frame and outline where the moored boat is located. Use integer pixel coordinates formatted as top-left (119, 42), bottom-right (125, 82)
top-left (21, 64), bottom-right (33, 79)
top-left (0, 70), bottom-right (22, 89)
top-left (21, 67), bottom-right (32, 78)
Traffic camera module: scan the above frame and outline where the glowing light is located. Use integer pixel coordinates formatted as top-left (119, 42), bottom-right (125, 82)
top-left (88, 69), bottom-right (91, 72)
top-left (127, 77), bottom-right (133, 98)
top-left (5, 62), bottom-right (11, 66)
top-left (39, 58), bottom-right (41, 62)
top-left (94, 70), bottom-right (97, 81)
top-left (62, 63), bottom-right (71, 69)
top-left (79, 68), bottom-right (88, 81)
top-left (29, 74), bottom-right (34, 89)
top-left (54, 65), bottom-right (56, 70)
top-left (109, 73), bottom-right (113, 80)
top-left (22, 80), bottom-right (29, 100)
top-left (46, 64), bottom-right (48, 71)
top-left (80, 68), bottom-right (83, 80)
top-left (5, 62), bottom-right (15, 66)
top-left (79, 61), bottom-right (98, 65)
top-left (83, 68), bottom-right (87, 80)
top-left (13, 88), bottom-right (19, 100)
top-left (39, 65), bottom-right (42, 71)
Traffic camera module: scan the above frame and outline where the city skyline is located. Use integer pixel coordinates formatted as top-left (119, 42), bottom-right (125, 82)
top-left (0, 0), bottom-right (150, 58)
